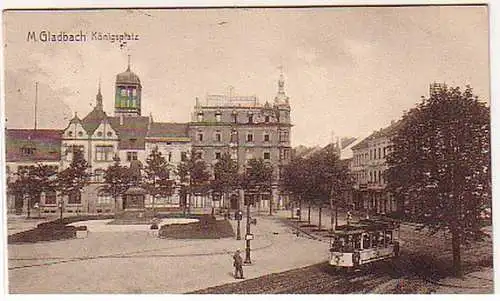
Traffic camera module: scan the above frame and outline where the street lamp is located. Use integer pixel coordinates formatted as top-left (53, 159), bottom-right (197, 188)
top-left (236, 209), bottom-right (242, 240)
top-left (244, 191), bottom-right (255, 264)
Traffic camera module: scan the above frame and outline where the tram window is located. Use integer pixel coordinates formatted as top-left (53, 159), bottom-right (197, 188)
top-left (385, 231), bottom-right (393, 245)
top-left (354, 234), bottom-right (361, 250)
top-left (371, 233), bottom-right (379, 247)
top-left (378, 232), bottom-right (385, 247)
top-left (363, 234), bottom-right (370, 249)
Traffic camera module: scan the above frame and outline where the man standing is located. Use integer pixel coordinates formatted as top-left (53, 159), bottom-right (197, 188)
top-left (233, 249), bottom-right (244, 279)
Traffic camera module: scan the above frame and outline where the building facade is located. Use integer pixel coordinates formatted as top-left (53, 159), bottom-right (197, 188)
top-left (5, 63), bottom-right (292, 215)
top-left (189, 73), bottom-right (293, 209)
top-left (350, 121), bottom-right (401, 214)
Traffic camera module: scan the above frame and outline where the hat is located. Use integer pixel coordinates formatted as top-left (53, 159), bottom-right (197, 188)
top-left (236, 249), bottom-right (241, 253)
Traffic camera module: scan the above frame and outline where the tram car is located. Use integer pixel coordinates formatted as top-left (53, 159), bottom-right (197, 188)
top-left (328, 218), bottom-right (400, 268)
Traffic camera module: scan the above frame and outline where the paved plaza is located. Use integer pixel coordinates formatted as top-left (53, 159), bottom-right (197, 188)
top-left (7, 210), bottom-right (329, 293)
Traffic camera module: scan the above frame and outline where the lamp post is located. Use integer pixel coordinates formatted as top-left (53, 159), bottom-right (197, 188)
top-left (236, 209), bottom-right (242, 240)
top-left (244, 193), bottom-right (252, 264)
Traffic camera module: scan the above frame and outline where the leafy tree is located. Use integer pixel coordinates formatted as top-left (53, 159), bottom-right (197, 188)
top-left (8, 164), bottom-right (57, 218)
top-left (177, 150), bottom-right (211, 214)
top-left (55, 149), bottom-right (90, 218)
top-left (103, 155), bottom-right (133, 215)
top-left (242, 158), bottom-right (273, 215)
top-left (307, 145), bottom-right (352, 230)
top-left (144, 147), bottom-right (175, 213)
top-left (212, 152), bottom-right (240, 208)
top-left (386, 85), bottom-right (490, 277)
top-left (282, 156), bottom-right (309, 220)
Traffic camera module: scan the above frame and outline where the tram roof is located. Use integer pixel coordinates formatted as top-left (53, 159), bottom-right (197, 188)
top-left (332, 219), bottom-right (399, 235)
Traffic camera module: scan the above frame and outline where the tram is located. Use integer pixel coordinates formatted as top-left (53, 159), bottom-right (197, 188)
top-left (328, 218), bottom-right (400, 268)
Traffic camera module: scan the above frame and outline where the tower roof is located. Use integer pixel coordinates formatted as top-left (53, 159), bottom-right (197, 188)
top-left (116, 57), bottom-right (141, 85)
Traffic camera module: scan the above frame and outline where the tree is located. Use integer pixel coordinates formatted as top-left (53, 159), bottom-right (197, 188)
top-left (103, 155), bottom-right (133, 215)
top-left (242, 158), bottom-right (273, 215)
top-left (55, 149), bottom-right (90, 218)
top-left (212, 152), bottom-right (240, 208)
top-left (386, 85), bottom-right (490, 277)
top-left (307, 146), bottom-right (351, 230)
top-left (283, 156), bottom-right (309, 220)
top-left (177, 150), bottom-right (211, 214)
top-left (8, 164), bottom-right (57, 218)
top-left (143, 147), bottom-right (175, 214)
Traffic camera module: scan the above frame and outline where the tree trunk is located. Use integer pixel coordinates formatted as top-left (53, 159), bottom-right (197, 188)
top-left (307, 204), bottom-right (311, 224)
top-left (451, 229), bottom-right (463, 278)
top-left (269, 196), bottom-right (273, 216)
top-left (26, 196), bottom-right (31, 218)
top-left (318, 206), bottom-right (322, 230)
top-left (299, 199), bottom-right (302, 222)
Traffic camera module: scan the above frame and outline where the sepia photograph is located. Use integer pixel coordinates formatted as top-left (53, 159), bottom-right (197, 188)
top-left (1, 2), bottom-right (493, 295)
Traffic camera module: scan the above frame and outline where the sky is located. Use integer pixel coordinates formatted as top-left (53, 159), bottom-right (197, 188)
top-left (2, 6), bottom-right (490, 147)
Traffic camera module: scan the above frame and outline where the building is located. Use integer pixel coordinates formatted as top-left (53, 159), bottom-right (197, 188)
top-left (350, 121), bottom-right (403, 214)
top-left (5, 62), bottom-right (292, 215)
top-left (5, 129), bottom-right (62, 214)
top-left (6, 62), bottom-right (191, 215)
top-left (189, 72), bottom-right (293, 210)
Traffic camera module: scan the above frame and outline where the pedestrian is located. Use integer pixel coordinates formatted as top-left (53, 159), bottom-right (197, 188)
top-left (232, 249), bottom-right (244, 279)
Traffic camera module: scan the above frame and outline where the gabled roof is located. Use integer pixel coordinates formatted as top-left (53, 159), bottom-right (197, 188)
top-left (5, 129), bottom-right (62, 162)
top-left (81, 107), bottom-right (110, 134)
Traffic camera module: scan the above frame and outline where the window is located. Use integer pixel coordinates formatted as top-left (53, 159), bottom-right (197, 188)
top-left (370, 149), bottom-right (373, 160)
top-left (247, 133), bottom-right (253, 142)
top-left (21, 146), bottom-right (35, 156)
top-left (248, 115), bottom-right (254, 124)
top-left (215, 131), bottom-right (222, 142)
top-left (96, 145), bottom-right (114, 161)
top-left (168, 152), bottom-right (172, 162)
top-left (378, 148), bottom-right (381, 159)
top-left (279, 130), bottom-right (289, 143)
top-left (197, 112), bottom-right (204, 122)
top-left (196, 151), bottom-right (203, 160)
top-left (107, 131), bottom-right (113, 137)
top-left (78, 131), bottom-right (83, 137)
top-left (264, 134), bottom-right (270, 142)
top-left (44, 190), bottom-right (57, 205)
top-left (279, 149), bottom-right (290, 160)
top-left (181, 152), bottom-right (188, 162)
top-left (215, 111), bottom-right (222, 122)
top-left (215, 152), bottom-right (221, 160)
top-left (68, 190), bottom-right (81, 204)
top-left (94, 169), bottom-right (105, 182)
top-left (265, 116), bottom-right (270, 123)
top-left (97, 131), bottom-right (103, 137)
top-left (264, 152), bottom-right (270, 160)
top-left (127, 151), bottom-right (138, 162)
top-left (198, 132), bottom-right (204, 141)
top-left (97, 191), bottom-right (112, 204)
top-left (68, 131), bottom-right (73, 137)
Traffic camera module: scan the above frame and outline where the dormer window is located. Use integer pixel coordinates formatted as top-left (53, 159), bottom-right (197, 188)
top-left (107, 131), bottom-right (113, 137)
top-left (197, 111), bottom-right (204, 122)
top-left (265, 116), bottom-right (270, 123)
top-left (68, 131), bottom-right (73, 137)
top-left (215, 111), bottom-right (222, 122)
top-left (78, 131), bottom-right (83, 137)
top-left (248, 114), bottom-right (254, 124)
top-left (97, 131), bottom-right (103, 137)
top-left (231, 111), bottom-right (238, 123)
